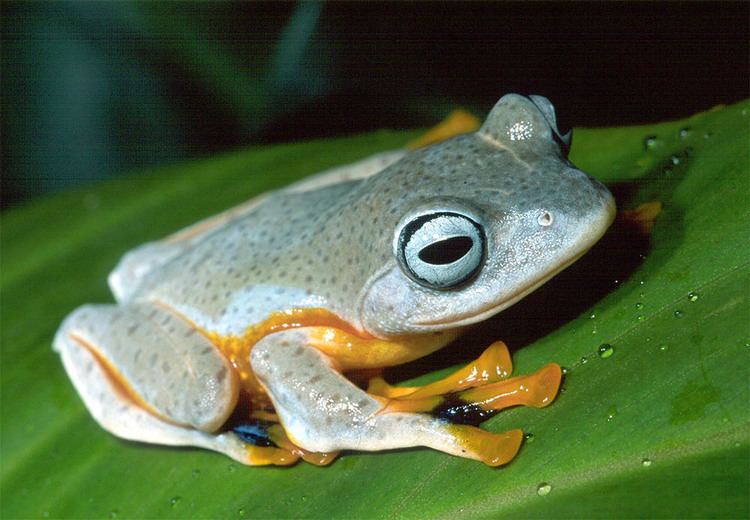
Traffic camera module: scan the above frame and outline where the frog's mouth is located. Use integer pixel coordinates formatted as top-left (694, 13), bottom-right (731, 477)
top-left (415, 199), bottom-right (616, 329)
top-left (415, 248), bottom-right (589, 328)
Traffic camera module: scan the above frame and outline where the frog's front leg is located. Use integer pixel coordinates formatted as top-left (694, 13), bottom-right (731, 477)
top-left (251, 330), bottom-right (524, 466)
top-left (54, 303), bottom-right (296, 465)
top-left (368, 340), bottom-right (514, 399)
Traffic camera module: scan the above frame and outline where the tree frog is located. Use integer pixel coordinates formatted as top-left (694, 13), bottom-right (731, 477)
top-left (54, 94), bottom-right (615, 467)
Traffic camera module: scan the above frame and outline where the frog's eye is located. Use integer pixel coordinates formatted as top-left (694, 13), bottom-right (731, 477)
top-left (397, 212), bottom-right (486, 289)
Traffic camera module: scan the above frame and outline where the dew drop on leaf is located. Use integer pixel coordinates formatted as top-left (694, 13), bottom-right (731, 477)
top-left (644, 135), bottom-right (662, 151)
top-left (688, 291), bottom-right (699, 302)
top-left (679, 127), bottom-right (692, 139)
top-left (170, 497), bottom-right (181, 508)
top-left (537, 483), bottom-right (552, 496)
top-left (674, 309), bottom-right (684, 318)
top-left (642, 458), bottom-right (653, 467)
top-left (598, 343), bottom-right (615, 359)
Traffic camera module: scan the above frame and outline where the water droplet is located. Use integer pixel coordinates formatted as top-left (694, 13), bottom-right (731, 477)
top-left (598, 343), bottom-right (614, 359)
top-left (589, 312), bottom-right (596, 319)
top-left (238, 508), bottom-right (246, 517)
top-left (703, 131), bottom-right (713, 139)
top-left (643, 135), bottom-right (661, 151)
top-left (561, 366), bottom-right (570, 375)
top-left (688, 291), bottom-right (699, 302)
top-left (580, 356), bottom-right (588, 364)
top-left (606, 405), bottom-right (618, 422)
top-left (674, 309), bottom-right (684, 318)
top-left (192, 469), bottom-right (201, 478)
top-left (635, 302), bottom-right (643, 310)
top-left (525, 432), bottom-right (535, 443)
top-left (109, 510), bottom-right (119, 519)
top-left (670, 155), bottom-right (681, 165)
top-left (642, 458), bottom-right (652, 467)
top-left (638, 280), bottom-right (646, 285)
top-left (227, 463), bottom-right (237, 473)
top-left (639, 292), bottom-right (646, 299)
top-left (658, 344), bottom-right (669, 352)
top-left (537, 483), bottom-right (552, 496)
top-left (170, 496), bottom-right (182, 508)
top-left (636, 314), bottom-right (645, 322)
top-left (679, 127), bottom-right (692, 139)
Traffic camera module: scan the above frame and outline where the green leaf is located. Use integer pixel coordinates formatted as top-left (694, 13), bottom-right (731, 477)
top-left (2, 102), bottom-right (748, 519)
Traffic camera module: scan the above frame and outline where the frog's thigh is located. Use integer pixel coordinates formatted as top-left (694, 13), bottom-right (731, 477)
top-left (55, 331), bottom-right (261, 463)
top-left (251, 330), bottom-right (522, 465)
top-left (54, 303), bottom-right (238, 432)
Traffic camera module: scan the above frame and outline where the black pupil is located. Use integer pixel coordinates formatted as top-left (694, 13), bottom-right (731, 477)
top-left (418, 236), bottom-right (474, 265)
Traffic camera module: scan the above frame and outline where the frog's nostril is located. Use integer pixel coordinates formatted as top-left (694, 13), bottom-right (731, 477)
top-left (537, 211), bottom-right (554, 227)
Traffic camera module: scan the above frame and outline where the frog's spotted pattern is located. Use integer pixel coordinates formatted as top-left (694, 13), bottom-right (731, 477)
top-left (54, 94), bottom-right (615, 466)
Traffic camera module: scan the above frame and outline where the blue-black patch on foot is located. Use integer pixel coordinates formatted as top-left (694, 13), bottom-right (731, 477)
top-left (432, 393), bottom-right (497, 426)
top-left (232, 421), bottom-right (275, 447)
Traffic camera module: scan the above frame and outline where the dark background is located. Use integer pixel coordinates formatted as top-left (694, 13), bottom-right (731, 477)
top-left (2, 1), bottom-right (748, 210)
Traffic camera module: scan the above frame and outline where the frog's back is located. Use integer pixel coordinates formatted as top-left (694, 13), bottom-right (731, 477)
top-left (113, 180), bottom-right (366, 330)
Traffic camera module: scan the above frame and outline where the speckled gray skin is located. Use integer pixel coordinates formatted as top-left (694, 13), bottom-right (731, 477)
top-left (114, 94), bottom-right (612, 337)
top-left (54, 94), bottom-right (615, 464)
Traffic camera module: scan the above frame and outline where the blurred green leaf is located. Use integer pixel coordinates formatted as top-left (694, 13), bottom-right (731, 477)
top-left (1, 102), bottom-right (748, 519)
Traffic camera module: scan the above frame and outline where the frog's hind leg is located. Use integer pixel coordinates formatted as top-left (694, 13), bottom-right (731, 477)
top-left (251, 330), bottom-right (525, 466)
top-left (54, 303), bottom-right (295, 465)
top-left (368, 341), bottom-right (561, 424)
top-left (379, 363), bottom-right (562, 423)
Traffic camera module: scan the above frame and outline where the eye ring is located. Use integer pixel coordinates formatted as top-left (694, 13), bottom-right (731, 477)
top-left (396, 211), bottom-right (486, 290)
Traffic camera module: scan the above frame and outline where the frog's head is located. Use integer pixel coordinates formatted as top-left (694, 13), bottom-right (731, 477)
top-left (360, 94), bottom-right (615, 337)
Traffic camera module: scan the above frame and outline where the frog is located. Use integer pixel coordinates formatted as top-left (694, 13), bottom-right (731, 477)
top-left (54, 94), bottom-right (615, 467)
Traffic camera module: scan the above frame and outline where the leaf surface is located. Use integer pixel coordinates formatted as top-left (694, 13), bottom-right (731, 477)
top-left (1, 103), bottom-right (748, 519)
